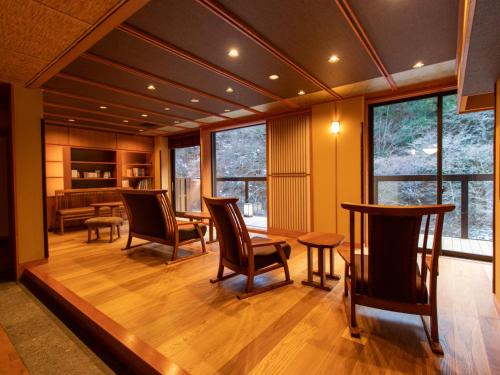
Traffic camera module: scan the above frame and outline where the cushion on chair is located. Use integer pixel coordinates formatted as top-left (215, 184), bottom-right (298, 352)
top-left (338, 248), bottom-right (428, 303)
top-left (84, 217), bottom-right (123, 227)
top-left (178, 223), bottom-right (207, 242)
top-left (251, 237), bottom-right (292, 270)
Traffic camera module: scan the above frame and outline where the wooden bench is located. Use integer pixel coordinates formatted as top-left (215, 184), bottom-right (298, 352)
top-left (55, 188), bottom-right (122, 234)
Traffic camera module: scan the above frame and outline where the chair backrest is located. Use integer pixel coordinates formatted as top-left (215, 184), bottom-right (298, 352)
top-left (120, 189), bottom-right (177, 241)
top-left (203, 197), bottom-right (252, 267)
top-left (341, 203), bottom-right (455, 303)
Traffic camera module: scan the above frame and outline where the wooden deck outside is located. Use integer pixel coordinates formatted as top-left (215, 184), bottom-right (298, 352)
top-left (32, 226), bottom-right (500, 374)
top-left (420, 235), bottom-right (492, 257)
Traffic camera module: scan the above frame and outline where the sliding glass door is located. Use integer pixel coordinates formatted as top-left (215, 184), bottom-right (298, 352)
top-left (370, 92), bottom-right (494, 259)
top-left (172, 146), bottom-right (201, 213)
top-left (212, 124), bottom-right (267, 229)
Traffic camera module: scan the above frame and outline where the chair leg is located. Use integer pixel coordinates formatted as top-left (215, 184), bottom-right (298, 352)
top-left (245, 273), bottom-right (254, 294)
top-left (60, 217), bottom-right (64, 235)
top-left (117, 225), bottom-right (121, 238)
top-left (124, 234), bottom-right (132, 250)
top-left (171, 244), bottom-right (179, 262)
top-left (276, 244), bottom-right (291, 282)
top-left (344, 263), bottom-right (349, 297)
top-left (87, 227), bottom-right (91, 243)
top-left (109, 225), bottom-right (113, 243)
top-left (96, 227), bottom-right (100, 239)
top-left (421, 308), bottom-right (444, 354)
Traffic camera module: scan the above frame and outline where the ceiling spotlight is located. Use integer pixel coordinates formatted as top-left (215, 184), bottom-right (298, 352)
top-left (269, 74), bottom-right (279, 80)
top-left (99, 105), bottom-right (108, 109)
top-left (174, 120), bottom-right (180, 124)
top-left (224, 109), bottom-right (231, 112)
top-left (164, 107), bottom-right (170, 111)
top-left (328, 55), bottom-right (340, 63)
top-left (141, 113), bottom-right (148, 117)
top-left (413, 61), bottom-right (425, 69)
top-left (68, 119), bottom-right (75, 122)
top-left (190, 98), bottom-right (199, 103)
top-left (147, 84), bottom-right (156, 90)
top-left (123, 120), bottom-right (129, 123)
top-left (298, 90), bottom-right (305, 96)
top-left (225, 87), bottom-right (234, 93)
top-left (138, 129), bottom-right (145, 132)
top-left (228, 48), bottom-right (239, 58)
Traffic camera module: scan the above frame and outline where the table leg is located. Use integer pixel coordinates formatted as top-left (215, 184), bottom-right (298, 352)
top-left (208, 219), bottom-right (214, 242)
top-left (319, 247), bottom-right (326, 287)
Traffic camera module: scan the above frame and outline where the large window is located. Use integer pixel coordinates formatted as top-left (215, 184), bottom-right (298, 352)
top-left (371, 93), bottom-right (494, 259)
top-left (172, 146), bottom-right (201, 213)
top-left (213, 125), bottom-right (267, 228)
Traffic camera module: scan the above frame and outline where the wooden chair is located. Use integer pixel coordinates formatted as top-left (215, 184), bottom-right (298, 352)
top-left (339, 202), bottom-right (455, 354)
top-left (204, 197), bottom-right (293, 299)
top-left (120, 189), bottom-right (207, 264)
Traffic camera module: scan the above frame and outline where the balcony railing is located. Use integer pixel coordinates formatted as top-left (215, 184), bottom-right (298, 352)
top-left (215, 176), bottom-right (266, 203)
top-left (373, 173), bottom-right (493, 239)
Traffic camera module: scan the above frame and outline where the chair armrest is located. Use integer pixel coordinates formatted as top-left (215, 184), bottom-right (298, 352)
top-left (425, 256), bottom-right (433, 272)
top-left (251, 239), bottom-right (286, 248)
top-left (176, 220), bottom-right (203, 226)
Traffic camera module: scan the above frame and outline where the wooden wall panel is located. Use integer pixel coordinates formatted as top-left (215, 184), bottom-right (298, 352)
top-left (69, 128), bottom-right (117, 149)
top-left (45, 124), bottom-right (69, 145)
top-left (117, 134), bottom-right (154, 152)
top-left (267, 114), bottom-right (311, 234)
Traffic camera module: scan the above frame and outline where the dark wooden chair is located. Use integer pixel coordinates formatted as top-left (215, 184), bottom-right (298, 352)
top-left (204, 197), bottom-right (293, 299)
top-left (339, 202), bottom-right (455, 354)
top-left (120, 189), bottom-right (207, 264)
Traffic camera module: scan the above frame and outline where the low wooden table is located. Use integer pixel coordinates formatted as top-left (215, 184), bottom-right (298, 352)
top-left (181, 211), bottom-right (216, 244)
top-left (298, 232), bottom-right (345, 291)
top-left (90, 201), bottom-right (124, 217)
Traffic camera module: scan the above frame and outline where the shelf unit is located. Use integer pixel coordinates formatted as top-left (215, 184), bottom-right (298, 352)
top-left (121, 151), bottom-right (154, 189)
top-left (70, 148), bottom-right (118, 189)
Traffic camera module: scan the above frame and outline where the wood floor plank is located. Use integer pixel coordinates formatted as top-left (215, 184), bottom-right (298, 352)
top-left (33, 226), bottom-right (500, 375)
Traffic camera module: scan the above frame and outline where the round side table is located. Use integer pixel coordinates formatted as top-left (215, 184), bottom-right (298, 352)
top-left (298, 232), bottom-right (345, 291)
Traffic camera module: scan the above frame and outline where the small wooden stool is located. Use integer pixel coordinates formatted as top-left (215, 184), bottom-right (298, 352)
top-left (84, 217), bottom-right (123, 243)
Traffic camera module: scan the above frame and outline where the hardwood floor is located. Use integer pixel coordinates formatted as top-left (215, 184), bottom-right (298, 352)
top-left (34, 226), bottom-right (500, 375)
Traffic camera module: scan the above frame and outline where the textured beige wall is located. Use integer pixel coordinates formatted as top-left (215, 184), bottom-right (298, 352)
top-left (311, 97), bottom-right (364, 240)
top-left (495, 79), bottom-right (500, 297)
top-left (11, 85), bottom-right (45, 264)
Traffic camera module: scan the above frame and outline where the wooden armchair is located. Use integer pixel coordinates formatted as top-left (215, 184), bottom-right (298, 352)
top-left (339, 202), bottom-right (455, 354)
top-left (204, 197), bottom-right (293, 299)
top-left (120, 189), bottom-right (207, 264)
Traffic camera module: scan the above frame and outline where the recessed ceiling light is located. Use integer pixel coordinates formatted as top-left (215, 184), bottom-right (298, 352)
top-left (298, 90), bottom-right (305, 96)
top-left (141, 114), bottom-right (148, 117)
top-left (138, 129), bottom-right (144, 132)
top-left (164, 107), bottom-right (170, 111)
top-left (147, 84), bottom-right (156, 90)
top-left (228, 48), bottom-right (239, 58)
top-left (413, 61), bottom-right (425, 69)
top-left (99, 105), bottom-right (108, 109)
top-left (225, 87), bottom-right (234, 93)
top-left (190, 98), bottom-right (199, 103)
top-left (68, 119), bottom-right (75, 122)
top-left (269, 74), bottom-right (279, 80)
top-left (224, 109), bottom-right (230, 112)
top-left (123, 120), bottom-right (129, 123)
top-left (174, 120), bottom-right (180, 124)
top-left (328, 55), bottom-right (340, 63)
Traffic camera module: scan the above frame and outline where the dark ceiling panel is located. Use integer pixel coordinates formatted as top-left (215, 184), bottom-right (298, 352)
top-left (125, 0), bottom-right (319, 98)
top-left (44, 115), bottom-right (144, 134)
top-left (90, 29), bottom-right (273, 108)
top-left (60, 58), bottom-right (236, 116)
top-left (462, 0), bottom-right (500, 96)
top-left (217, 0), bottom-right (381, 88)
top-left (44, 75), bottom-right (207, 121)
top-left (348, 0), bottom-right (457, 75)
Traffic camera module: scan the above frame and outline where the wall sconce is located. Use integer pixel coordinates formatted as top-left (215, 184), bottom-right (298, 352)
top-left (330, 121), bottom-right (341, 134)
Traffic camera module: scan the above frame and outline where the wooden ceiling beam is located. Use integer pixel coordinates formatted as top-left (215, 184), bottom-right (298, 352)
top-left (44, 112), bottom-right (154, 130)
top-left (195, 0), bottom-right (342, 100)
top-left (334, 0), bottom-right (397, 91)
top-left (82, 53), bottom-right (262, 114)
top-left (118, 24), bottom-right (299, 109)
top-left (44, 119), bottom-right (143, 135)
top-left (44, 102), bottom-right (188, 130)
top-left (43, 88), bottom-right (203, 125)
top-left (56, 72), bottom-right (229, 119)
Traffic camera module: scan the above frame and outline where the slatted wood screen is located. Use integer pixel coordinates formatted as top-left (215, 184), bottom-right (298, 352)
top-left (267, 114), bottom-right (311, 233)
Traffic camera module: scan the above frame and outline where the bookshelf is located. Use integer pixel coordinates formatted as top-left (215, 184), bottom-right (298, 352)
top-left (121, 151), bottom-right (154, 189)
top-left (70, 148), bottom-right (117, 189)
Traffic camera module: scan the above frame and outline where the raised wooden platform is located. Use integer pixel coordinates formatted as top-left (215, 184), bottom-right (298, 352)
top-left (24, 227), bottom-right (500, 374)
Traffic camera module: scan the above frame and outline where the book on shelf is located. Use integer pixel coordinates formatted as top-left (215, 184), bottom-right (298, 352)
top-left (71, 169), bottom-right (79, 178)
top-left (126, 167), bottom-right (147, 177)
top-left (122, 179), bottom-right (130, 188)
